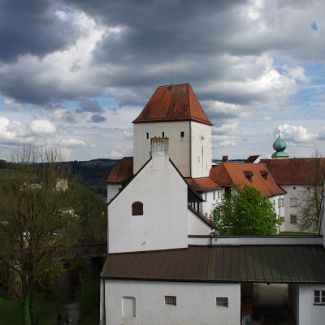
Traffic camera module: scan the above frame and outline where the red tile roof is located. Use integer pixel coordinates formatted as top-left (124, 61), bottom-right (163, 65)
top-left (133, 83), bottom-right (212, 125)
top-left (106, 157), bottom-right (133, 184)
top-left (261, 158), bottom-right (325, 185)
top-left (185, 177), bottom-right (219, 191)
top-left (209, 162), bottom-right (285, 197)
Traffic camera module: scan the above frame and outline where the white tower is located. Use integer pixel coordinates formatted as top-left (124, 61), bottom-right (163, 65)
top-left (133, 83), bottom-right (212, 178)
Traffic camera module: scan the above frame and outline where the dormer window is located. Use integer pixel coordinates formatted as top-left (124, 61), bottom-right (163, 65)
top-left (260, 170), bottom-right (268, 179)
top-left (244, 170), bottom-right (253, 182)
top-left (132, 201), bottom-right (143, 215)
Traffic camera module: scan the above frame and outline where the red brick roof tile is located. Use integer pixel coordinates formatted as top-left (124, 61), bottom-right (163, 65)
top-left (133, 83), bottom-right (212, 125)
top-left (106, 157), bottom-right (133, 183)
top-left (209, 162), bottom-right (285, 197)
top-left (261, 158), bottom-right (325, 185)
top-left (185, 177), bottom-right (219, 191)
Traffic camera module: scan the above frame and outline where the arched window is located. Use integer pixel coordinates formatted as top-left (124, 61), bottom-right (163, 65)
top-left (132, 201), bottom-right (143, 215)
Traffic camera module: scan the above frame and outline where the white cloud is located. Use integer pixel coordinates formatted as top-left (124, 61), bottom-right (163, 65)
top-left (318, 128), bottom-right (325, 141)
top-left (110, 150), bottom-right (123, 158)
top-left (62, 138), bottom-right (86, 147)
top-left (30, 120), bottom-right (56, 135)
top-left (3, 97), bottom-right (24, 111)
top-left (0, 116), bottom-right (33, 143)
top-left (276, 124), bottom-right (316, 143)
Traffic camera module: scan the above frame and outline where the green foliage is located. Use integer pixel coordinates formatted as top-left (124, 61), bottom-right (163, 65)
top-left (211, 185), bottom-right (281, 235)
top-left (0, 295), bottom-right (65, 325)
top-left (77, 277), bottom-right (99, 321)
top-left (71, 182), bottom-right (107, 244)
top-left (0, 146), bottom-right (80, 324)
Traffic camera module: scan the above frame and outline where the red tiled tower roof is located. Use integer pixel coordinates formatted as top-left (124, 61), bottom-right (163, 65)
top-left (133, 83), bottom-right (212, 125)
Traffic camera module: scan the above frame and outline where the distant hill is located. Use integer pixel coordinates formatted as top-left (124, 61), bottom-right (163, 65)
top-left (0, 159), bottom-right (119, 199)
top-left (68, 159), bottom-right (119, 198)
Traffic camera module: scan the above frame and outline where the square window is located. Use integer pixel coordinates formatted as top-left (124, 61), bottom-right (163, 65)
top-left (165, 296), bottom-right (176, 306)
top-left (216, 297), bottom-right (228, 307)
top-left (314, 290), bottom-right (325, 305)
top-left (180, 131), bottom-right (184, 138)
top-left (290, 214), bottom-right (297, 224)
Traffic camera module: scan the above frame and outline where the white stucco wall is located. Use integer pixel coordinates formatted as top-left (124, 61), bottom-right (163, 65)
top-left (108, 141), bottom-right (188, 253)
top-left (190, 121), bottom-right (212, 178)
top-left (268, 194), bottom-right (285, 232)
top-left (187, 209), bottom-right (212, 236)
top-left (282, 185), bottom-right (311, 232)
top-left (107, 184), bottom-right (122, 203)
top-left (103, 279), bottom-right (240, 325)
top-left (295, 284), bottom-right (325, 325)
top-left (133, 121), bottom-right (191, 176)
top-left (200, 188), bottom-right (225, 217)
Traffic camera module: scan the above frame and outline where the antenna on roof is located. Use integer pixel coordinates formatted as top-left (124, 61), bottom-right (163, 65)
top-left (170, 55), bottom-right (173, 87)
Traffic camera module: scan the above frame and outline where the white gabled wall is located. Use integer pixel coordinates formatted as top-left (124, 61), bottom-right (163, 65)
top-left (104, 279), bottom-right (240, 325)
top-left (190, 121), bottom-right (212, 178)
top-left (188, 209), bottom-right (212, 236)
top-left (200, 188), bottom-right (225, 217)
top-left (108, 138), bottom-right (188, 253)
top-left (133, 121), bottom-right (191, 176)
top-left (107, 184), bottom-right (122, 203)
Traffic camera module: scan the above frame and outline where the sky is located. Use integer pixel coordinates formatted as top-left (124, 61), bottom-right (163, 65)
top-left (0, 0), bottom-right (325, 161)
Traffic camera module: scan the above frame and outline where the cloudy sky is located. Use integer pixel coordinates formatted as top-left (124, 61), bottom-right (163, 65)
top-left (0, 0), bottom-right (325, 161)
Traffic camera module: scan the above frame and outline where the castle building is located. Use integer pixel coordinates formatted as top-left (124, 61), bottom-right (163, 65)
top-left (101, 83), bottom-right (325, 325)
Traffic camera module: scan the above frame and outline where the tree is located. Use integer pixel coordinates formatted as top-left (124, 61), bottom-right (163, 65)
top-left (72, 183), bottom-right (107, 244)
top-left (297, 154), bottom-right (325, 232)
top-left (0, 145), bottom-right (80, 325)
top-left (211, 185), bottom-right (281, 235)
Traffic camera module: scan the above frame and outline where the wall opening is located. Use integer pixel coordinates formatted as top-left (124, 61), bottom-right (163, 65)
top-left (132, 201), bottom-right (143, 215)
top-left (122, 297), bottom-right (136, 318)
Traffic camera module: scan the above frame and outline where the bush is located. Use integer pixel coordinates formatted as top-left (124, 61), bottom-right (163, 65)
top-left (77, 277), bottom-right (99, 320)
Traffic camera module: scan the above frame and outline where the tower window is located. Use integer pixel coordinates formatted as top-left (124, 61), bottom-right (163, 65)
top-left (146, 132), bottom-right (149, 139)
top-left (132, 201), bottom-right (143, 215)
top-left (162, 132), bottom-right (165, 138)
top-left (180, 131), bottom-right (184, 138)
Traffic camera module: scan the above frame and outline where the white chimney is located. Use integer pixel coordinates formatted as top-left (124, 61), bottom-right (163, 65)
top-left (150, 137), bottom-right (169, 160)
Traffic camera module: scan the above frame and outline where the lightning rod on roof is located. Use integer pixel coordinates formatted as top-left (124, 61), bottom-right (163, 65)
top-left (170, 55), bottom-right (173, 87)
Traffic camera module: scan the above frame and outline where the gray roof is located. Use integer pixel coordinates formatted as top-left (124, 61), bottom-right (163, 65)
top-left (101, 245), bottom-right (325, 283)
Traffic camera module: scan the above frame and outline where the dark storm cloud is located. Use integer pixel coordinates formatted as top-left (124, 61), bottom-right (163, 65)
top-left (0, 0), bottom-right (79, 62)
top-left (77, 99), bottom-right (104, 113)
top-left (89, 114), bottom-right (107, 123)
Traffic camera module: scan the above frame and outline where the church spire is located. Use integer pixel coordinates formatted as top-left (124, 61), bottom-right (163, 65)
top-left (271, 135), bottom-right (289, 159)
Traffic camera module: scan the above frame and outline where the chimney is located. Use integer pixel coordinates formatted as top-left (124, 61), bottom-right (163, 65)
top-left (222, 155), bottom-right (228, 163)
top-left (150, 137), bottom-right (169, 160)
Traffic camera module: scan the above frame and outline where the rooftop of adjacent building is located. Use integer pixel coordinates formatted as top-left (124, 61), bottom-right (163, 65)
top-left (209, 162), bottom-right (285, 197)
top-left (133, 83), bottom-right (212, 126)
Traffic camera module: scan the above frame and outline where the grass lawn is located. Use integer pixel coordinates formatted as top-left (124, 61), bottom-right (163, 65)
top-left (0, 295), bottom-right (66, 325)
